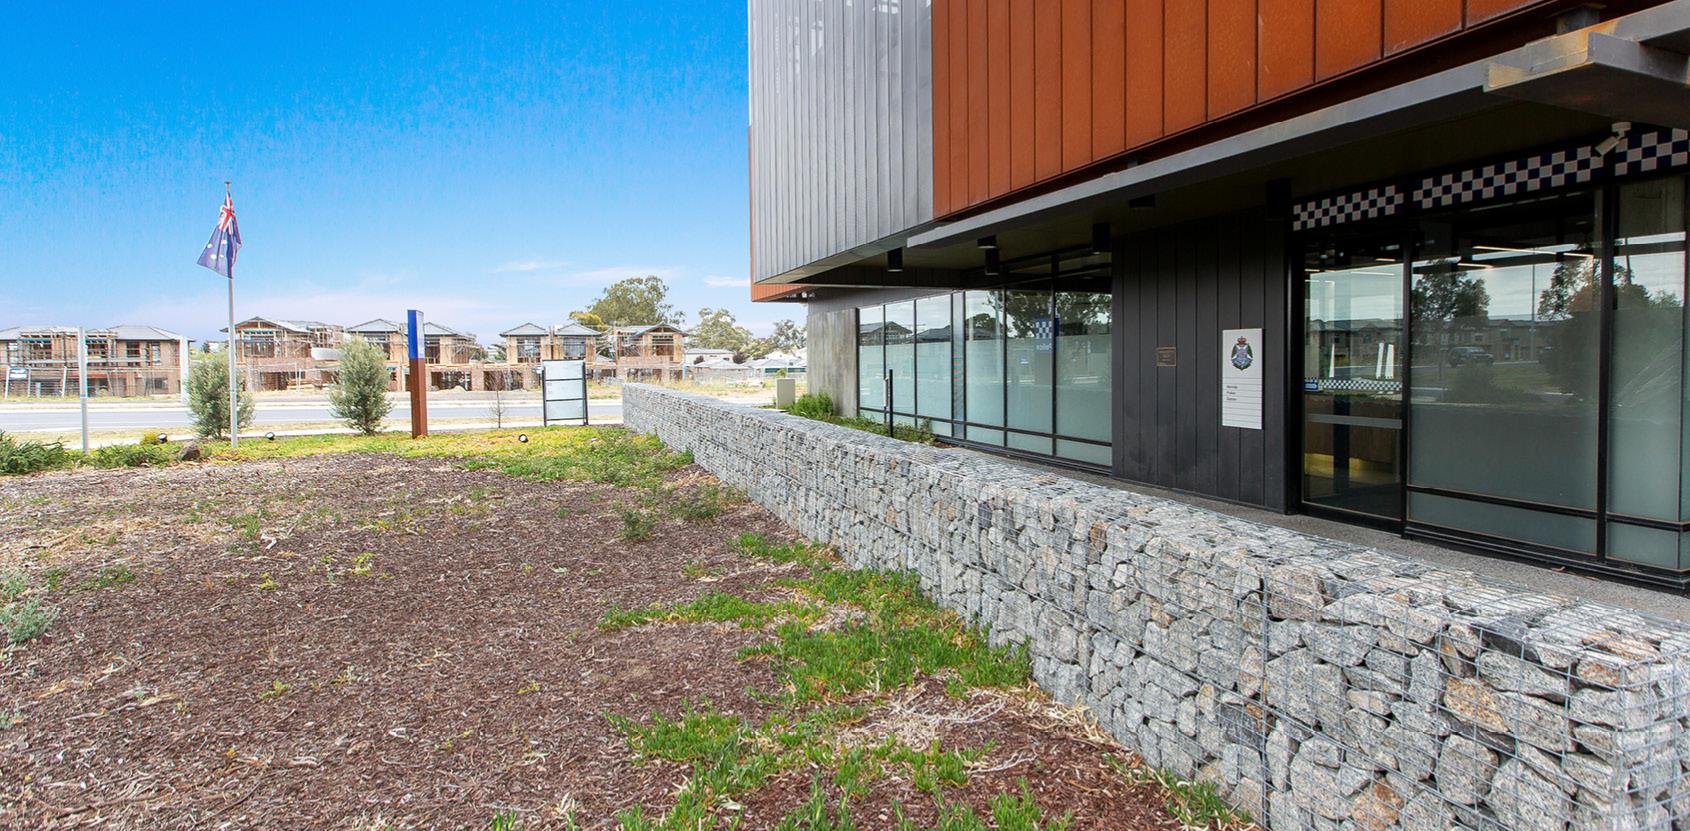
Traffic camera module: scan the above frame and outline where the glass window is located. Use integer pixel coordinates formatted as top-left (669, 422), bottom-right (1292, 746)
top-left (1610, 177), bottom-right (1688, 567)
top-left (1004, 288), bottom-right (1053, 436)
top-left (964, 291), bottom-right (1004, 428)
top-left (915, 295), bottom-right (953, 424)
top-left (885, 301), bottom-right (915, 418)
top-left (1408, 191), bottom-right (1600, 552)
top-left (857, 306), bottom-right (884, 413)
top-left (1055, 290), bottom-right (1112, 446)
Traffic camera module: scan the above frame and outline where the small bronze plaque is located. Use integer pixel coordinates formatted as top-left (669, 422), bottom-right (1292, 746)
top-left (1155, 346), bottom-right (1178, 367)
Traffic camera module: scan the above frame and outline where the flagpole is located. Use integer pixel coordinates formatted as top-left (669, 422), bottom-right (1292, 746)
top-left (226, 180), bottom-right (238, 448)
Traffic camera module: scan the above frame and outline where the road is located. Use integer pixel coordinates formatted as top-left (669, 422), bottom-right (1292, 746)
top-left (0, 400), bottom-right (557, 433)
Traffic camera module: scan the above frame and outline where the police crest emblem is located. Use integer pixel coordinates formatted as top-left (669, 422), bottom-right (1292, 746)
top-left (1230, 336), bottom-right (1254, 371)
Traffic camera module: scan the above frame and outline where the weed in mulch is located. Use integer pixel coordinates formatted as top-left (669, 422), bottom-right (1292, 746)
top-left (68, 562), bottom-right (135, 593)
top-left (0, 570), bottom-right (57, 645)
top-left (619, 506), bottom-right (657, 541)
top-left (670, 483), bottom-right (746, 523)
top-left (733, 532), bottom-right (836, 570)
top-left (1107, 754), bottom-right (1256, 830)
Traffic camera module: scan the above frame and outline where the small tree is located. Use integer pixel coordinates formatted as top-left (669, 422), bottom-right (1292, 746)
top-left (187, 355), bottom-right (255, 439)
top-left (487, 376), bottom-right (509, 428)
top-left (330, 339), bottom-right (394, 435)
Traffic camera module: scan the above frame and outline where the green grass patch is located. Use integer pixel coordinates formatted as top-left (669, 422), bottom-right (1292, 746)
top-left (0, 571), bottom-right (58, 646)
top-left (90, 442), bottom-right (173, 468)
top-left (733, 533), bottom-right (836, 570)
top-left (599, 591), bottom-right (822, 632)
top-left (207, 428), bottom-right (691, 489)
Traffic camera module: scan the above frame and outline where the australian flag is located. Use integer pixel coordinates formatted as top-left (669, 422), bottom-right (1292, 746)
top-left (195, 192), bottom-right (241, 278)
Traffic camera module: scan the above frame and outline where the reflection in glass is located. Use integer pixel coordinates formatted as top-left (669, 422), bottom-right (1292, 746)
top-left (885, 301), bottom-right (916, 423)
top-left (857, 305), bottom-right (884, 413)
top-left (1408, 191), bottom-right (1599, 553)
top-left (1005, 289), bottom-right (1054, 436)
top-left (1610, 177), bottom-right (1688, 567)
top-left (1302, 243), bottom-right (1404, 519)
top-left (915, 295), bottom-right (953, 424)
top-left (1055, 291), bottom-right (1112, 464)
top-left (964, 291), bottom-right (1004, 440)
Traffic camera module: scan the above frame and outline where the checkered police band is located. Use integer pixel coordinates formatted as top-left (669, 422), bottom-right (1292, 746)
top-left (1291, 127), bottom-right (1689, 233)
top-left (1615, 128), bottom-right (1690, 177)
top-left (1291, 186), bottom-right (1404, 231)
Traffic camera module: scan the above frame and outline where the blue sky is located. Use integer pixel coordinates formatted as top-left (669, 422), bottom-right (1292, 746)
top-left (0, 2), bottom-right (775, 344)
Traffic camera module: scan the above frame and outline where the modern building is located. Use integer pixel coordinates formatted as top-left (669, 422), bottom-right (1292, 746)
top-left (0, 325), bottom-right (189, 397)
top-left (748, 1), bottom-right (1690, 586)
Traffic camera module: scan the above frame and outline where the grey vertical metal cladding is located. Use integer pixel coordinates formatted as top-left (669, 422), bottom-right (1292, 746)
top-left (748, 0), bottom-right (935, 284)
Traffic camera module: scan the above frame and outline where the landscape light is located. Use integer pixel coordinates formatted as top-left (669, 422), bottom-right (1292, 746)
top-left (265, 432), bottom-right (276, 441)
top-left (157, 433), bottom-right (169, 444)
top-left (518, 434), bottom-right (529, 443)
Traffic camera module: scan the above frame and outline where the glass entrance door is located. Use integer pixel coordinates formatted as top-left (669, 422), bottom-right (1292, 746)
top-left (1302, 243), bottom-right (1405, 521)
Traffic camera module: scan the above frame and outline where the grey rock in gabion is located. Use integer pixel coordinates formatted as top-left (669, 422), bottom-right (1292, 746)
top-left (623, 386), bottom-right (1690, 830)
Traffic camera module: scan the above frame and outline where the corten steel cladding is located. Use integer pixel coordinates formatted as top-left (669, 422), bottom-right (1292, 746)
top-left (929, 0), bottom-right (1567, 217)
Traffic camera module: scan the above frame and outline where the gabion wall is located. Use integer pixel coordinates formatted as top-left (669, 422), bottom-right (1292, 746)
top-left (624, 386), bottom-right (1690, 831)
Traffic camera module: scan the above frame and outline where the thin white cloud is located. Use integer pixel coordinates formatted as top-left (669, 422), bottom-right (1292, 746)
top-left (493, 259), bottom-right (568, 274)
top-left (703, 274), bottom-right (750, 288)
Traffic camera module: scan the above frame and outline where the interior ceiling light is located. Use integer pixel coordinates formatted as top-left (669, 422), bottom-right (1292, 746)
top-left (886, 248), bottom-right (904, 273)
top-left (977, 235), bottom-right (997, 250)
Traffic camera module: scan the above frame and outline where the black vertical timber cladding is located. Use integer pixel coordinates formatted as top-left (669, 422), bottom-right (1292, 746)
top-left (1155, 232), bottom-right (1178, 485)
top-left (1176, 230), bottom-right (1198, 492)
top-left (1109, 207), bottom-right (1289, 511)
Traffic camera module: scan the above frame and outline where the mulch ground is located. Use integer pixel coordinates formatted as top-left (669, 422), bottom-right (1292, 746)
top-left (0, 452), bottom-right (1186, 830)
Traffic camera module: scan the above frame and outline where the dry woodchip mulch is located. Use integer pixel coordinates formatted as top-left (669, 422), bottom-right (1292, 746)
top-left (0, 452), bottom-right (1188, 830)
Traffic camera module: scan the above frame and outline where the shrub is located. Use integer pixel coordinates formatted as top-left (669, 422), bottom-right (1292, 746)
top-left (330, 338), bottom-right (394, 435)
top-left (786, 393), bottom-right (834, 420)
top-left (91, 442), bottom-right (173, 468)
top-left (187, 356), bottom-right (255, 439)
top-left (0, 431), bottom-right (75, 475)
top-left (0, 572), bottom-right (57, 645)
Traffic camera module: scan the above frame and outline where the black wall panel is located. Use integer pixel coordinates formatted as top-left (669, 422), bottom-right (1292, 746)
top-left (1112, 208), bottom-right (1290, 511)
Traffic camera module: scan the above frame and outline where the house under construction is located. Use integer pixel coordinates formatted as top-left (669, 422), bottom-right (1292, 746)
top-left (0, 325), bottom-right (189, 398)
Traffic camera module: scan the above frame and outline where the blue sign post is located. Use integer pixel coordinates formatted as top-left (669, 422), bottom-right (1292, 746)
top-left (407, 309), bottom-right (428, 438)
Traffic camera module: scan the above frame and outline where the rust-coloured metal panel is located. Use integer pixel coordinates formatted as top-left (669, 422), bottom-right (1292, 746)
top-left (923, 0), bottom-right (1577, 221)
top-left (1258, 0), bottom-right (1315, 99)
top-left (968, 1), bottom-right (990, 205)
top-left (988, 0), bottom-right (1012, 196)
top-left (1164, 0), bottom-right (1207, 132)
top-left (1384, 0), bottom-right (1462, 53)
top-left (1124, 0), bottom-right (1164, 147)
top-left (1091, 0), bottom-right (1127, 159)
top-left (932, 0), bottom-right (951, 216)
top-left (1315, 0), bottom-right (1384, 80)
top-left (1208, 0), bottom-right (1257, 117)
top-left (1009, 0), bottom-right (1037, 190)
top-left (1033, 0), bottom-right (1064, 181)
top-left (1466, 0), bottom-right (1541, 24)
top-left (948, 0), bottom-right (968, 213)
top-left (1061, 0), bottom-right (1094, 171)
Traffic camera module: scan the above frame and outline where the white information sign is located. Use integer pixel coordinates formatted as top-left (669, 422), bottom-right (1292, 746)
top-left (1221, 328), bottom-right (1263, 430)
top-left (540, 360), bottom-right (588, 426)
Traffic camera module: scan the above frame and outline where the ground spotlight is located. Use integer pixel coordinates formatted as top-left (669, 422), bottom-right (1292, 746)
top-left (157, 433), bottom-right (169, 444)
top-left (265, 432), bottom-right (276, 441)
top-left (518, 434), bottom-right (530, 443)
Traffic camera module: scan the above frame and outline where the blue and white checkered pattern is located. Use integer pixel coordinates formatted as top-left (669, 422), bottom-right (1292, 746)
top-left (1304, 378), bottom-right (1403, 395)
top-left (1615, 128), bottom-right (1690, 178)
top-left (1292, 186), bottom-right (1404, 231)
top-left (1413, 147), bottom-right (1602, 210)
